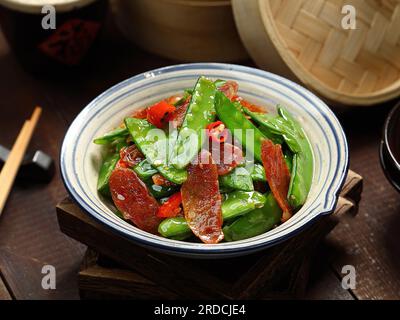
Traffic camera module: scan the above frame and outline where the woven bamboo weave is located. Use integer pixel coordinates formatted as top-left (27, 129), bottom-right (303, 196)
top-left (233, 0), bottom-right (400, 105)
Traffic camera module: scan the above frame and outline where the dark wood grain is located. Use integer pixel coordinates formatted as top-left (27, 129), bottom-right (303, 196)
top-left (78, 250), bottom-right (178, 300)
top-left (325, 106), bottom-right (400, 300)
top-left (0, 274), bottom-right (12, 300)
top-left (0, 28), bottom-right (87, 299)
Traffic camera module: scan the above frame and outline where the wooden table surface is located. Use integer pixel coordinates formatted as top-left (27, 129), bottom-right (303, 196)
top-left (0, 19), bottom-right (399, 300)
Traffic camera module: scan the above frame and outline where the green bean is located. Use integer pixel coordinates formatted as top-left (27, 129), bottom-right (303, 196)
top-left (171, 77), bottom-right (217, 169)
top-left (223, 193), bottom-right (282, 241)
top-left (97, 152), bottom-right (119, 197)
top-left (125, 117), bottom-right (187, 184)
top-left (215, 91), bottom-right (266, 163)
top-left (133, 159), bottom-right (157, 181)
top-left (93, 127), bottom-right (129, 145)
top-left (158, 191), bottom-right (266, 239)
top-left (222, 191), bottom-right (266, 220)
top-left (158, 217), bottom-right (192, 239)
top-left (250, 163), bottom-right (266, 182)
top-left (219, 167), bottom-right (254, 191)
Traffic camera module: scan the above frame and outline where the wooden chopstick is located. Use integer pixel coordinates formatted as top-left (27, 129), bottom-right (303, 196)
top-left (0, 107), bottom-right (42, 216)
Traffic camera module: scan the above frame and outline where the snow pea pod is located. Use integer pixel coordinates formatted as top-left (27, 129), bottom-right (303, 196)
top-left (242, 109), bottom-right (284, 145)
top-left (133, 159), bottom-right (157, 181)
top-left (97, 152), bottom-right (120, 197)
top-left (171, 77), bottom-right (217, 169)
top-left (158, 191), bottom-right (266, 239)
top-left (244, 109), bottom-right (300, 152)
top-left (219, 167), bottom-right (254, 191)
top-left (158, 217), bottom-right (192, 240)
top-left (223, 193), bottom-right (282, 241)
top-left (147, 183), bottom-right (178, 199)
top-left (97, 139), bottom-right (128, 196)
top-left (93, 127), bottom-right (129, 145)
top-left (222, 190), bottom-right (266, 220)
top-left (250, 163), bottom-right (266, 182)
top-left (284, 150), bottom-right (293, 173)
top-left (277, 107), bottom-right (312, 208)
top-left (125, 117), bottom-right (187, 184)
top-left (215, 91), bottom-right (266, 163)
top-left (244, 106), bottom-right (313, 209)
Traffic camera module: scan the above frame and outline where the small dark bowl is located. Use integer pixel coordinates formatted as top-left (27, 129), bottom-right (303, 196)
top-left (380, 102), bottom-right (400, 193)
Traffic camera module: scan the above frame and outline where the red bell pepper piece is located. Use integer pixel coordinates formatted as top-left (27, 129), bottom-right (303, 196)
top-left (157, 192), bottom-right (182, 218)
top-left (146, 100), bottom-right (176, 128)
top-left (261, 139), bottom-right (292, 222)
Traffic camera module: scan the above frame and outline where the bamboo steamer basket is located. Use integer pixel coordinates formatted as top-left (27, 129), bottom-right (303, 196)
top-left (111, 0), bottom-right (248, 62)
top-left (232, 0), bottom-right (400, 106)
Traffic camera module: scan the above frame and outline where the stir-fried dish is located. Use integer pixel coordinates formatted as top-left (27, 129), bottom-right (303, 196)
top-left (94, 77), bottom-right (313, 244)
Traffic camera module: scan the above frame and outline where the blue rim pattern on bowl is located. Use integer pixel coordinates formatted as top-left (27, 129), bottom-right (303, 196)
top-left (60, 63), bottom-right (349, 258)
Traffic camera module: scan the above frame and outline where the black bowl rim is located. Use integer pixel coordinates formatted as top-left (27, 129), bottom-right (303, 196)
top-left (383, 101), bottom-right (400, 171)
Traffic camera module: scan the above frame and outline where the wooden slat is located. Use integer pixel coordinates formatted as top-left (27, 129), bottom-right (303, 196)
top-left (57, 200), bottom-right (231, 299)
top-left (58, 170), bottom-right (362, 299)
top-left (0, 274), bottom-right (12, 300)
top-left (79, 265), bottom-right (178, 300)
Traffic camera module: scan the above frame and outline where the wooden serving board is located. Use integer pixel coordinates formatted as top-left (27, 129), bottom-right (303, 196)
top-left (56, 170), bottom-right (362, 299)
top-left (0, 275), bottom-right (12, 300)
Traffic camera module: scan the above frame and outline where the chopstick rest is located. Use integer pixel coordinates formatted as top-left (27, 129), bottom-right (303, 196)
top-left (0, 145), bottom-right (55, 183)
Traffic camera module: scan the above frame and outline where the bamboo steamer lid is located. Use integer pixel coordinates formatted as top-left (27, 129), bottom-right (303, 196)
top-left (111, 0), bottom-right (248, 62)
top-left (232, 0), bottom-right (400, 106)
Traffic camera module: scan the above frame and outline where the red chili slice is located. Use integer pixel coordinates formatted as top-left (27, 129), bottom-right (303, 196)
top-left (261, 139), bottom-right (292, 222)
top-left (209, 142), bottom-right (244, 176)
top-left (147, 100), bottom-right (176, 128)
top-left (218, 81), bottom-right (238, 100)
top-left (157, 192), bottom-right (182, 218)
top-left (206, 121), bottom-right (229, 143)
top-left (181, 151), bottom-right (224, 244)
top-left (119, 144), bottom-right (145, 168)
top-left (109, 168), bottom-right (161, 234)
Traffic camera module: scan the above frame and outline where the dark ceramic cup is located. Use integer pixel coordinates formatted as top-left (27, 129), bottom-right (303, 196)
top-left (380, 102), bottom-right (400, 193)
top-left (0, 0), bottom-right (107, 73)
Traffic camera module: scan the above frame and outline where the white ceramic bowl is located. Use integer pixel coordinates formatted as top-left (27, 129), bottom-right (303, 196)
top-left (61, 63), bottom-right (349, 258)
